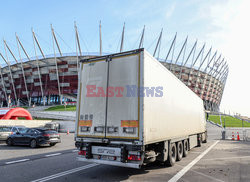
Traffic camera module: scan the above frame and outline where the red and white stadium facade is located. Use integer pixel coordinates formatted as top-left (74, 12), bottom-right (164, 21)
top-left (0, 24), bottom-right (228, 111)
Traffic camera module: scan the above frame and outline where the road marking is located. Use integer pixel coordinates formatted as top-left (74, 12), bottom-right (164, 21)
top-left (189, 168), bottom-right (224, 182)
top-left (204, 155), bottom-right (250, 161)
top-left (176, 164), bottom-right (224, 182)
top-left (72, 149), bottom-right (78, 152)
top-left (5, 159), bottom-right (30, 165)
top-left (31, 163), bottom-right (99, 182)
top-left (45, 153), bottom-right (62, 157)
top-left (189, 151), bottom-right (202, 154)
top-left (168, 140), bottom-right (220, 182)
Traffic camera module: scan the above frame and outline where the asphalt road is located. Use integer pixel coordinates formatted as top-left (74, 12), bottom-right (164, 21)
top-left (1, 123), bottom-right (250, 182)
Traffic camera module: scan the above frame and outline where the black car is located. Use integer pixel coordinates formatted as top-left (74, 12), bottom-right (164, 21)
top-left (6, 128), bottom-right (61, 148)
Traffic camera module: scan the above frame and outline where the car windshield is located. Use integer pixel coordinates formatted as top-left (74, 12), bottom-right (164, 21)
top-left (18, 127), bottom-right (27, 134)
top-left (0, 127), bottom-right (11, 132)
top-left (45, 124), bottom-right (53, 127)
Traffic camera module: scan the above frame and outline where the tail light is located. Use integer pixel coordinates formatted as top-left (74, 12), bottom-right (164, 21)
top-left (94, 126), bottom-right (104, 133)
top-left (107, 127), bottom-right (118, 133)
top-left (128, 154), bottom-right (141, 161)
top-left (123, 127), bottom-right (135, 134)
top-left (81, 126), bottom-right (90, 132)
top-left (121, 120), bottom-right (138, 134)
top-left (78, 150), bottom-right (87, 156)
top-left (43, 134), bottom-right (50, 137)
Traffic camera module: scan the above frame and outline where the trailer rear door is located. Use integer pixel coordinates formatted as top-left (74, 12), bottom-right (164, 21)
top-left (106, 54), bottom-right (140, 139)
top-left (77, 51), bottom-right (141, 140)
top-left (77, 59), bottom-right (108, 138)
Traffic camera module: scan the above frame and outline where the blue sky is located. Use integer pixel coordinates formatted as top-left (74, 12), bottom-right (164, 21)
top-left (0, 0), bottom-right (224, 57)
top-left (0, 0), bottom-right (250, 116)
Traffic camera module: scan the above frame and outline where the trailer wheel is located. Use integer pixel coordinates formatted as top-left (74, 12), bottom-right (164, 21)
top-left (164, 143), bottom-right (176, 166)
top-left (202, 132), bottom-right (207, 143)
top-left (183, 140), bottom-right (188, 157)
top-left (176, 141), bottom-right (183, 161)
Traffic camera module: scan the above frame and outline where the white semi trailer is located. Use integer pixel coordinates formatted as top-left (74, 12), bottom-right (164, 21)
top-left (75, 49), bottom-right (207, 168)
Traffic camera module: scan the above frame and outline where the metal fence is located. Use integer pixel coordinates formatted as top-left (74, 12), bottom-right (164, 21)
top-left (224, 128), bottom-right (250, 141)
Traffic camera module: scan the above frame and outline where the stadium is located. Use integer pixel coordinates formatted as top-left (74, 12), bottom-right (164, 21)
top-left (0, 23), bottom-right (228, 112)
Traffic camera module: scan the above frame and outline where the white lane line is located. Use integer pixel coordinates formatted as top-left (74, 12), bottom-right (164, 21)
top-left (45, 153), bottom-right (62, 157)
top-left (189, 151), bottom-right (202, 154)
top-left (168, 140), bottom-right (220, 182)
top-left (176, 164), bottom-right (224, 182)
top-left (5, 159), bottom-right (30, 165)
top-left (31, 163), bottom-right (99, 182)
top-left (72, 149), bottom-right (78, 152)
top-left (203, 155), bottom-right (250, 161)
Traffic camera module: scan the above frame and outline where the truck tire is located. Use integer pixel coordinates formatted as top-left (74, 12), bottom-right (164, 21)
top-left (165, 143), bottom-right (176, 166)
top-left (183, 140), bottom-right (188, 157)
top-left (202, 132), bottom-right (207, 143)
top-left (197, 134), bottom-right (202, 147)
top-left (176, 141), bottom-right (183, 161)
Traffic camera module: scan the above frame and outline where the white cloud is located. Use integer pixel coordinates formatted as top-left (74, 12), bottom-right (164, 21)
top-left (165, 2), bottom-right (176, 19)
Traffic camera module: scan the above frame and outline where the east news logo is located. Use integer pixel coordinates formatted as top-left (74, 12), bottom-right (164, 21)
top-left (86, 85), bottom-right (163, 97)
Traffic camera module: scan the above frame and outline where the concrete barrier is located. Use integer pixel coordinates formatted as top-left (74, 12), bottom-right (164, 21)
top-left (0, 120), bottom-right (51, 128)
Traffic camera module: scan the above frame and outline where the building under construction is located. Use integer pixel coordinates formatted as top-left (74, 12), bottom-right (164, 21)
top-left (0, 23), bottom-right (228, 111)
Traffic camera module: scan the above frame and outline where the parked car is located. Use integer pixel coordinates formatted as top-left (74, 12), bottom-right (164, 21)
top-left (44, 122), bottom-right (60, 132)
top-left (0, 126), bottom-right (12, 142)
top-left (6, 128), bottom-right (61, 148)
top-left (0, 126), bottom-right (27, 142)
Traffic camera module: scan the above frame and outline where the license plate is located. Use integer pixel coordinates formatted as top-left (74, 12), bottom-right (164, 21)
top-left (92, 146), bottom-right (121, 156)
top-left (50, 135), bottom-right (58, 137)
